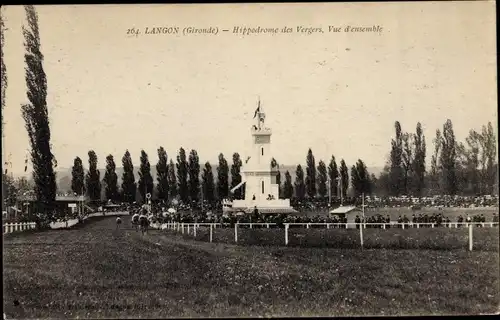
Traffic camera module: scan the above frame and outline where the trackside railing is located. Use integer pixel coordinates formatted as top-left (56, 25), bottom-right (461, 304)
top-left (161, 221), bottom-right (498, 251)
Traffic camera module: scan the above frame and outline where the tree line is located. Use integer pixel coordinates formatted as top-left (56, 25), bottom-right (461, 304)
top-left (377, 120), bottom-right (497, 197)
top-left (68, 147), bottom-right (374, 205)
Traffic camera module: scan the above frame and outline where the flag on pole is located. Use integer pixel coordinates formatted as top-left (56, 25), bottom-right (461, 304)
top-left (253, 98), bottom-right (261, 119)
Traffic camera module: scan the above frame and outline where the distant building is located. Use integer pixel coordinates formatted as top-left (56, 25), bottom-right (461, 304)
top-left (16, 195), bottom-right (88, 217)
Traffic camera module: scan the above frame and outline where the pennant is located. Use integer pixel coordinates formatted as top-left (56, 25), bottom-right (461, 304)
top-left (253, 105), bottom-right (260, 119)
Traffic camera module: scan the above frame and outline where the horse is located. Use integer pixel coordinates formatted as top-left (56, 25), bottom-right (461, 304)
top-left (131, 213), bottom-right (140, 232)
top-left (116, 217), bottom-right (122, 230)
top-left (139, 214), bottom-right (149, 235)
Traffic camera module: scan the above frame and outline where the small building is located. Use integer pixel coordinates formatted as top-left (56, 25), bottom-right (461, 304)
top-left (329, 206), bottom-right (363, 227)
top-left (17, 195), bottom-right (87, 217)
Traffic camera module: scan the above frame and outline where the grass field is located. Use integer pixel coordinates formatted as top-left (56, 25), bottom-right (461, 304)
top-left (181, 225), bottom-right (499, 251)
top-left (3, 217), bottom-right (499, 318)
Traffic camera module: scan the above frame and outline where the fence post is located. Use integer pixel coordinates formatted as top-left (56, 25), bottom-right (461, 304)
top-left (194, 224), bottom-right (197, 237)
top-left (235, 223), bottom-right (239, 243)
top-left (432, 223), bottom-right (435, 228)
top-left (250, 223), bottom-right (253, 229)
top-left (359, 222), bottom-right (364, 249)
top-left (402, 223), bottom-right (405, 230)
top-left (469, 223), bottom-right (473, 251)
top-left (482, 223), bottom-right (485, 228)
top-left (382, 223), bottom-right (386, 230)
top-left (306, 223), bottom-right (310, 229)
top-left (181, 223), bottom-right (185, 234)
top-left (210, 224), bottom-right (213, 243)
top-left (490, 223), bottom-right (494, 228)
top-left (187, 224), bottom-right (190, 235)
top-left (285, 223), bottom-right (289, 245)
top-left (327, 223), bottom-right (330, 229)
top-left (267, 224), bottom-right (270, 229)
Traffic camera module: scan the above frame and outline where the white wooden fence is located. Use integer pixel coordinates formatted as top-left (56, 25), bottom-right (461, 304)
top-left (163, 221), bottom-right (498, 251)
top-left (3, 222), bottom-right (37, 234)
top-left (3, 211), bottom-right (130, 234)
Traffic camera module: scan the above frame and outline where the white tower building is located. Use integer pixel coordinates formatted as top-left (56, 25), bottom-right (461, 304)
top-left (228, 100), bottom-right (296, 214)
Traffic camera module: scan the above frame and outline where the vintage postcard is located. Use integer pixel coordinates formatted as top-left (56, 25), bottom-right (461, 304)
top-left (1, 2), bottom-right (498, 318)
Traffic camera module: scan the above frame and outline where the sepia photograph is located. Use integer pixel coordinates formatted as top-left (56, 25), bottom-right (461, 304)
top-left (1, 2), bottom-right (498, 318)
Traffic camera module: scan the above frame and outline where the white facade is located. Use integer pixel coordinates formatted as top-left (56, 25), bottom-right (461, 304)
top-left (230, 105), bottom-right (294, 212)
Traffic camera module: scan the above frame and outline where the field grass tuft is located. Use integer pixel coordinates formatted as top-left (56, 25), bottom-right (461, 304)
top-left (3, 217), bottom-right (499, 318)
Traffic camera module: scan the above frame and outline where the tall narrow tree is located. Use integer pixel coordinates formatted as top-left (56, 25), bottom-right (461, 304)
top-left (176, 148), bottom-right (189, 203)
top-left (479, 122), bottom-right (497, 194)
top-left (294, 165), bottom-right (306, 200)
top-left (71, 156), bottom-right (85, 196)
top-left (156, 147), bottom-right (169, 203)
top-left (283, 171), bottom-right (294, 199)
top-left (328, 156), bottom-right (339, 198)
top-left (351, 159), bottom-right (370, 197)
top-left (430, 129), bottom-right (442, 194)
top-left (440, 120), bottom-right (458, 195)
top-left (305, 149), bottom-right (317, 198)
top-left (202, 162), bottom-right (215, 204)
top-left (217, 153), bottom-right (229, 200)
top-left (21, 5), bottom-right (57, 215)
top-left (271, 158), bottom-right (281, 197)
top-left (188, 149), bottom-right (201, 203)
top-left (340, 159), bottom-right (349, 199)
top-left (317, 160), bottom-right (328, 198)
top-left (121, 150), bottom-right (136, 203)
top-left (103, 154), bottom-right (118, 202)
top-left (138, 150), bottom-right (154, 203)
top-left (230, 153), bottom-right (243, 199)
top-left (85, 150), bottom-right (101, 201)
top-left (401, 132), bottom-right (414, 195)
top-left (167, 159), bottom-right (177, 200)
top-left (413, 122), bottom-right (426, 197)
top-left (389, 121), bottom-right (403, 196)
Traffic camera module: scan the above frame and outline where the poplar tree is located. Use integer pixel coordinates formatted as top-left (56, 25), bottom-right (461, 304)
top-left (317, 160), bottom-right (328, 198)
top-left (305, 149), bottom-right (317, 198)
top-left (176, 148), bottom-right (189, 203)
top-left (328, 156), bottom-right (339, 198)
top-left (202, 162), bottom-right (215, 204)
top-left (339, 159), bottom-right (349, 199)
top-left (294, 165), bottom-right (306, 200)
top-left (103, 155), bottom-right (119, 201)
top-left (138, 150), bottom-right (154, 202)
top-left (121, 150), bottom-right (136, 203)
top-left (167, 159), bottom-right (177, 200)
top-left (389, 121), bottom-right (403, 196)
top-left (188, 149), bottom-right (201, 203)
top-left (156, 147), bottom-right (169, 203)
top-left (71, 156), bottom-right (85, 196)
top-left (85, 150), bottom-right (101, 201)
top-left (413, 122), bottom-right (426, 196)
top-left (440, 119), bottom-right (458, 195)
top-left (217, 153), bottom-right (229, 200)
top-left (230, 153), bottom-right (243, 199)
top-left (283, 171), bottom-right (294, 199)
top-left (21, 5), bottom-right (57, 216)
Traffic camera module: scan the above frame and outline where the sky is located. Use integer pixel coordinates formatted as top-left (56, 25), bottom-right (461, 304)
top-left (1, 2), bottom-right (497, 176)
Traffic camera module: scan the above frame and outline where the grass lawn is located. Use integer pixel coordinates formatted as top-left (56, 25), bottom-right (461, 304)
top-left (3, 217), bottom-right (499, 318)
top-left (186, 225), bottom-right (499, 251)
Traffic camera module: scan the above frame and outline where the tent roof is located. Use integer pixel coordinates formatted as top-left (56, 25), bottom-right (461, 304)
top-left (329, 206), bottom-right (360, 214)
